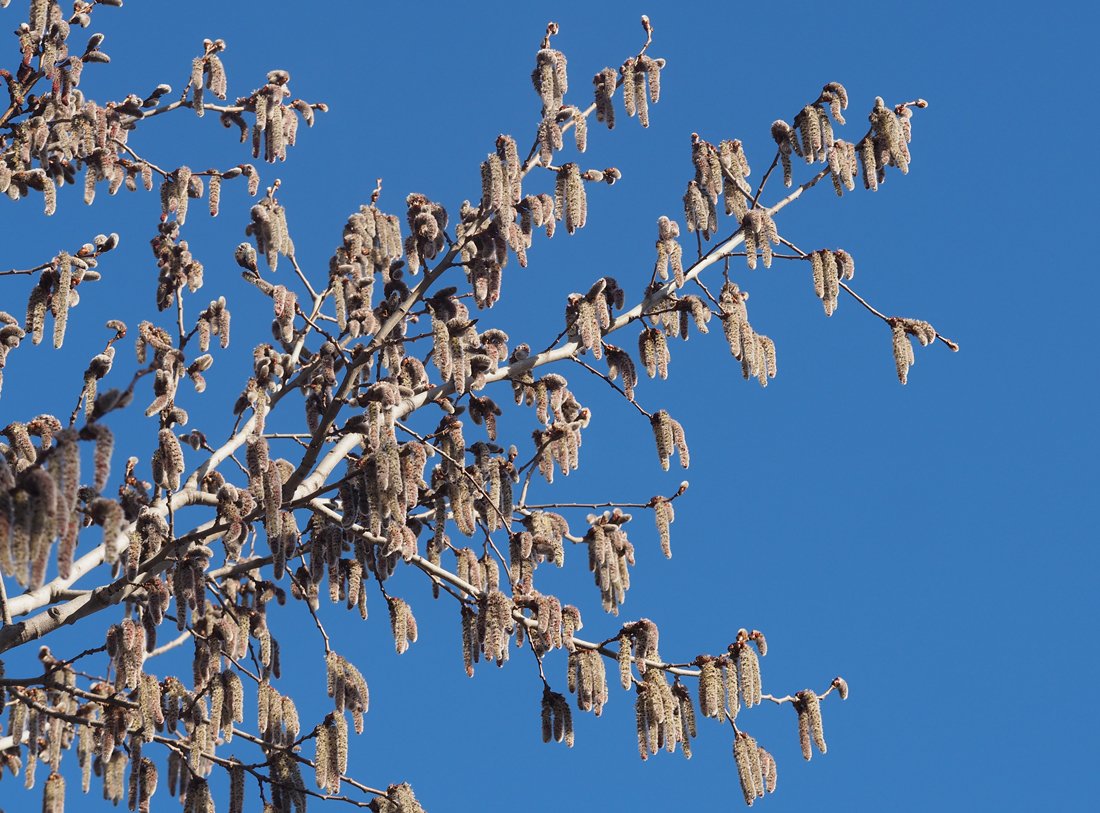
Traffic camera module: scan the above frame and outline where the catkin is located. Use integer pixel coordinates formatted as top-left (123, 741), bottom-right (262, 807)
top-left (697, 656), bottom-right (724, 721)
top-left (43, 772), bottom-right (64, 813)
top-left (649, 410), bottom-right (688, 470)
top-left (733, 732), bottom-right (764, 804)
top-left (737, 641), bottom-right (761, 708)
top-left (228, 765), bottom-right (244, 813)
top-left (554, 163), bottom-right (586, 234)
top-left (540, 687), bottom-right (574, 746)
top-left (653, 498), bottom-right (674, 558)
top-left (593, 67), bottom-right (617, 128)
top-left (618, 634), bottom-right (633, 689)
top-left (869, 96), bottom-right (908, 175)
top-left (682, 180), bottom-right (710, 237)
top-left (157, 428), bottom-right (184, 491)
top-left (52, 253), bottom-right (71, 348)
top-left (388, 597), bottom-right (417, 654)
top-left (532, 44), bottom-right (568, 115)
top-left (741, 208), bottom-right (779, 269)
top-left (891, 321), bottom-right (915, 384)
top-left (795, 690), bottom-right (827, 758)
top-left (832, 676), bottom-right (849, 700)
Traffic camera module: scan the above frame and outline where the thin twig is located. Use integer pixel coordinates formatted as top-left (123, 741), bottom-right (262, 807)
top-left (570, 355), bottom-right (651, 418)
top-left (751, 150), bottom-right (781, 208)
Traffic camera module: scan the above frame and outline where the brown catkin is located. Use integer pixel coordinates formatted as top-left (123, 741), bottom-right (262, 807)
top-left (698, 657), bottom-right (723, 721)
top-left (52, 254), bottom-right (72, 348)
top-left (738, 643), bottom-right (761, 708)
top-left (621, 57), bottom-right (637, 118)
top-left (541, 691), bottom-right (553, 743)
top-left (891, 321), bottom-right (915, 384)
top-left (760, 746), bottom-right (778, 794)
top-left (228, 765), bottom-right (244, 813)
top-left (388, 597), bottom-right (416, 654)
top-left (556, 163), bottom-right (586, 234)
top-left (158, 428), bottom-right (184, 491)
top-left (859, 137), bottom-right (879, 191)
top-left (653, 498), bottom-right (674, 558)
top-left (618, 634), bottom-right (633, 689)
top-left (43, 772), bottom-right (64, 813)
top-left (650, 410), bottom-right (673, 470)
top-left (573, 107), bottom-right (587, 153)
top-left (314, 722), bottom-right (330, 791)
top-left (733, 733), bottom-right (761, 804)
top-left (593, 67), bottom-right (616, 129)
top-left (635, 684), bottom-right (651, 760)
top-left (833, 676), bottom-right (849, 700)
top-left (795, 689), bottom-right (827, 759)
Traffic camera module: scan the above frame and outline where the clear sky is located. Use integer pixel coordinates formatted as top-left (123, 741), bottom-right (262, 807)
top-left (0, 1), bottom-right (1094, 811)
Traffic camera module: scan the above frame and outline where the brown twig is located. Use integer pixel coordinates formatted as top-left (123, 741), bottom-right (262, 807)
top-left (570, 354), bottom-right (651, 418)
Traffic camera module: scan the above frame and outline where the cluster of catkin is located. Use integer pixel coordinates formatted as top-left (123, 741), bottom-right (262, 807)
top-left (327, 402), bottom-right (432, 576)
top-left (620, 52), bottom-right (666, 129)
top-left (635, 668), bottom-right (695, 760)
top-left (684, 134), bottom-right (752, 237)
top-left (695, 629), bottom-right (768, 724)
top-left (373, 784), bottom-right (427, 813)
top-left (189, 39), bottom-right (227, 118)
top-left (617, 618), bottom-right (661, 686)
top-left (300, 518), bottom-right (368, 617)
top-left (649, 409), bottom-right (689, 471)
top-left (567, 647), bottom-right (610, 715)
top-left (0, 417), bottom-right (115, 587)
top-left (654, 215), bottom-right (685, 285)
top-left (793, 689), bottom-right (828, 762)
top-left (3, 7), bottom-right (319, 239)
top-left (566, 277), bottom-right (625, 359)
top-left (771, 85), bottom-right (921, 197)
top-left (524, 24), bottom-right (639, 252)
top-left (134, 320), bottom-right (192, 422)
top-left (238, 69), bottom-right (311, 163)
top-left (859, 96), bottom-right (916, 190)
top-left (429, 291), bottom-right (509, 395)
top-left (511, 589), bottom-right (561, 652)
top-left (718, 281), bottom-right (777, 386)
top-left (243, 191), bottom-right (294, 272)
top-left (531, 401), bottom-right (590, 485)
top-left (325, 650), bottom-right (370, 733)
top-left (808, 249), bottom-right (856, 316)
top-left (313, 711), bottom-right (349, 794)
top-left (387, 596), bottom-right (419, 655)
top-left (541, 686), bottom-right (575, 746)
top-left (16, 238), bottom-right (115, 360)
top-left (770, 83), bottom-right (849, 178)
top-left (509, 510), bottom-right (569, 588)
top-left (585, 509), bottom-right (636, 614)
top-left (509, 370), bottom-right (590, 484)
top-left (3, 5), bottom-right (122, 215)
top-left (602, 341), bottom-right (639, 400)
top-left (650, 291), bottom-right (711, 341)
top-left (889, 317), bottom-right (939, 384)
top-left (733, 731), bottom-right (778, 805)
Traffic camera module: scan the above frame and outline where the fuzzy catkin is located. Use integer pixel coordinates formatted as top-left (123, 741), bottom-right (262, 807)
top-left (891, 321), bottom-right (915, 384)
top-left (618, 634), bottom-right (633, 689)
top-left (795, 690), bottom-right (827, 758)
top-left (653, 498), bottom-right (674, 558)
top-left (555, 163), bottom-right (586, 234)
top-left (593, 67), bottom-right (617, 128)
top-left (733, 732), bottom-right (764, 804)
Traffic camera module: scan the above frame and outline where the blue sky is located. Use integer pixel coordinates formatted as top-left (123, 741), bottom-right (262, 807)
top-left (0, 1), bottom-right (1095, 811)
